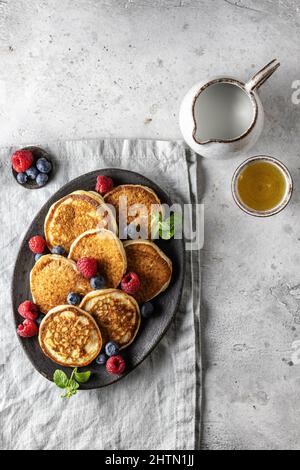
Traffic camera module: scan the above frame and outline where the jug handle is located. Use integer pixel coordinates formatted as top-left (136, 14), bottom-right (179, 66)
top-left (245, 59), bottom-right (280, 92)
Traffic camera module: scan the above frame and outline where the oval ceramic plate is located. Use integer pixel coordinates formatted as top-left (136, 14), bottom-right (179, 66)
top-left (12, 169), bottom-right (185, 389)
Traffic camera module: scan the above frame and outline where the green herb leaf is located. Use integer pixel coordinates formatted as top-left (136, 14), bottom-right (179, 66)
top-left (160, 213), bottom-right (182, 240)
top-left (151, 212), bottom-right (162, 238)
top-left (74, 370), bottom-right (91, 384)
top-left (69, 379), bottom-right (80, 391)
top-left (54, 367), bottom-right (91, 399)
top-left (62, 380), bottom-right (79, 399)
top-left (62, 387), bottom-right (77, 399)
top-left (53, 370), bottom-right (69, 389)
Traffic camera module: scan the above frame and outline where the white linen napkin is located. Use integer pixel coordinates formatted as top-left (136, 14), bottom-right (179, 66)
top-left (0, 139), bottom-right (201, 450)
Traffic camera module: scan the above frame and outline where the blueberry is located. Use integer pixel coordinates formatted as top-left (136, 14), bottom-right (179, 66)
top-left (105, 341), bottom-right (119, 357)
top-left (17, 172), bottom-right (28, 185)
top-left (67, 292), bottom-right (82, 305)
top-left (36, 158), bottom-right (52, 174)
top-left (51, 246), bottom-right (66, 255)
top-left (96, 353), bottom-right (107, 365)
top-left (36, 314), bottom-right (45, 326)
top-left (35, 253), bottom-right (43, 262)
top-left (36, 173), bottom-right (49, 187)
top-left (26, 166), bottom-right (39, 180)
top-left (127, 223), bottom-right (137, 240)
top-left (141, 302), bottom-right (154, 319)
top-left (90, 275), bottom-right (106, 289)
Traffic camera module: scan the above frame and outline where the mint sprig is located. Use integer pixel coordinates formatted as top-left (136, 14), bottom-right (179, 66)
top-left (53, 368), bottom-right (91, 399)
top-left (152, 212), bottom-right (182, 240)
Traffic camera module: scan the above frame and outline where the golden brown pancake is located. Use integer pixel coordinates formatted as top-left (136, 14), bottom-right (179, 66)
top-left (104, 185), bottom-right (162, 239)
top-left (80, 289), bottom-right (140, 349)
top-left (69, 229), bottom-right (127, 288)
top-left (39, 305), bottom-right (102, 367)
top-left (30, 255), bottom-right (92, 314)
top-left (44, 191), bottom-right (117, 252)
top-left (123, 240), bottom-right (172, 303)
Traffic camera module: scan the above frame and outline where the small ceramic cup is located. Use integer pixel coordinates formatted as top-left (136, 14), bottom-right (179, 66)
top-left (231, 155), bottom-right (293, 217)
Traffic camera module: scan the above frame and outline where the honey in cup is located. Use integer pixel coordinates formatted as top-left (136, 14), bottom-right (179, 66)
top-left (232, 156), bottom-right (293, 216)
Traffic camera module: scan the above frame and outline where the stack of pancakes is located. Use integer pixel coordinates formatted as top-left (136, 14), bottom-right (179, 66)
top-left (31, 186), bottom-right (173, 368)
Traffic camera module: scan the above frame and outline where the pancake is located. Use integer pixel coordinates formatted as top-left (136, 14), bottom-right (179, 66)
top-left (44, 190), bottom-right (117, 253)
top-left (123, 240), bottom-right (172, 303)
top-left (80, 289), bottom-right (140, 349)
top-left (30, 254), bottom-right (92, 314)
top-left (39, 305), bottom-right (102, 367)
top-left (68, 229), bottom-right (127, 288)
top-left (104, 185), bottom-right (162, 239)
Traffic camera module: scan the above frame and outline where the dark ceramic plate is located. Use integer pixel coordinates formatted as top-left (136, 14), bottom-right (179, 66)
top-left (12, 169), bottom-right (185, 389)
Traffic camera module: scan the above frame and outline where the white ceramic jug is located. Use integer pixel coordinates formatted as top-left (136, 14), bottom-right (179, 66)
top-left (179, 59), bottom-right (280, 159)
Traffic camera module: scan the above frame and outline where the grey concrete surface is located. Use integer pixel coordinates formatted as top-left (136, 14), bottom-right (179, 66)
top-left (1, 0), bottom-right (300, 450)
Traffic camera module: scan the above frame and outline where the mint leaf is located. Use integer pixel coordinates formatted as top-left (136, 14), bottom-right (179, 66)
top-left (54, 367), bottom-right (91, 399)
top-left (69, 379), bottom-right (80, 391)
top-left (160, 213), bottom-right (182, 240)
top-left (53, 370), bottom-right (68, 389)
top-left (74, 370), bottom-right (91, 384)
top-left (62, 380), bottom-right (79, 399)
top-left (151, 212), bottom-right (162, 238)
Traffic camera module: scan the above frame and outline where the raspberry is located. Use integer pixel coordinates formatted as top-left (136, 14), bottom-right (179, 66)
top-left (17, 319), bottom-right (39, 338)
top-left (106, 355), bottom-right (126, 375)
top-left (77, 257), bottom-right (98, 279)
top-left (28, 235), bottom-right (46, 254)
top-left (121, 272), bottom-right (140, 295)
top-left (12, 150), bottom-right (33, 173)
top-left (18, 301), bottom-right (38, 321)
top-left (95, 176), bottom-right (114, 196)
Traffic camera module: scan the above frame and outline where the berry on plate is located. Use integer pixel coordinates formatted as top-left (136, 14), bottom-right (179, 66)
top-left (141, 302), bottom-right (154, 319)
top-left (120, 223), bottom-right (137, 240)
top-left (90, 275), bottom-right (106, 290)
top-left (67, 292), bottom-right (82, 306)
top-left (121, 272), bottom-right (140, 295)
top-left (29, 235), bottom-right (46, 254)
top-left (36, 173), bottom-right (49, 187)
top-left (36, 314), bottom-right (45, 326)
top-left (26, 166), bottom-right (39, 180)
top-left (106, 355), bottom-right (126, 375)
top-left (35, 253), bottom-right (43, 262)
top-left (77, 257), bottom-right (98, 279)
top-left (95, 175), bottom-right (114, 196)
top-left (96, 353), bottom-right (107, 365)
top-left (17, 319), bottom-right (39, 338)
top-left (18, 301), bottom-right (38, 321)
top-left (36, 157), bottom-right (52, 174)
top-left (12, 149), bottom-right (33, 173)
top-left (17, 172), bottom-right (28, 185)
top-left (126, 223), bottom-right (137, 240)
top-left (51, 246), bottom-right (66, 255)
top-left (105, 341), bottom-right (119, 357)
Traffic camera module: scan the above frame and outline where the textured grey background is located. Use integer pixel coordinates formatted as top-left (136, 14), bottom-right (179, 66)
top-left (1, 0), bottom-right (300, 450)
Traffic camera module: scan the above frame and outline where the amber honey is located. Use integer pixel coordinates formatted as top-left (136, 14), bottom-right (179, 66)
top-left (236, 160), bottom-right (288, 212)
